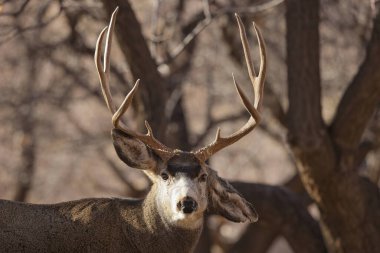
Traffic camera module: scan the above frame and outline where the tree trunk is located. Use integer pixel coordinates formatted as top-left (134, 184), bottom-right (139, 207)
top-left (286, 1), bottom-right (380, 252)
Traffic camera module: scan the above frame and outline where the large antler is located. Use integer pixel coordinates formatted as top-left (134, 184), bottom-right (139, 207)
top-left (95, 7), bottom-right (174, 161)
top-left (194, 14), bottom-right (266, 162)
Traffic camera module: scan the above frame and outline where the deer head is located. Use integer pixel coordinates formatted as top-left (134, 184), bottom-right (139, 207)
top-left (95, 7), bottom-right (266, 228)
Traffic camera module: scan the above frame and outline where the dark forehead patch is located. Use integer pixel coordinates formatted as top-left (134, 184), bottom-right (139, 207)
top-left (167, 152), bottom-right (201, 178)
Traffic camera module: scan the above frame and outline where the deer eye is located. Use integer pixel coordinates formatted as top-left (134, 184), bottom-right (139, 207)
top-left (161, 172), bottom-right (169, 181)
top-left (199, 174), bottom-right (207, 182)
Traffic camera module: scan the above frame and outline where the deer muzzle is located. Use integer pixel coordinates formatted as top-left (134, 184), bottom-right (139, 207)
top-left (177, 196), bottom-right (198, 214)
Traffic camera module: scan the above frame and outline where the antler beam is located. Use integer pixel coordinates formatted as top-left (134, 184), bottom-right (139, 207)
top-left (95, 7), bottom-right (174, 161)
top-left (194, 14), bottom-right (266, 162)
top-left (95, 9), bottom-right (266, 163)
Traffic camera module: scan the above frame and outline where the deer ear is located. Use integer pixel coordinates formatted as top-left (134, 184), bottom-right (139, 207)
top-left (111, 129), bottom-right (158, 170)
top-left (207, 168), bottom-right (258, 223)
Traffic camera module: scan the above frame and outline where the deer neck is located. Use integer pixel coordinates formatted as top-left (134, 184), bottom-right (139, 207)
top-left (125, 184), bottom-right (203, 252)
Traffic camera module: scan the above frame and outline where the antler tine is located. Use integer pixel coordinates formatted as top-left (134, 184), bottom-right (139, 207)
top-left (236, 14), bottom-right (266, 110)
top-left (104, 7), bottom-right (118, 77)
top-left (252, 22), bottom-right (267, 111)
top-left (95, 7), bottom-right (174, 160)
top-left (95, 26), bottom-right (115, 114)
top-left (236, 14), bottom-right (256, 82)
top-left (94, 7), bottom-right (121, 115)
top-left (112, 79), bottom-right (140, 128)
top-left (194, 14), bottom-right (266, 162)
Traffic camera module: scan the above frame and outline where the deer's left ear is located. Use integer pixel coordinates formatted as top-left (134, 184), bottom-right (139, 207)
top-left (207, 168), bottom-right (258, 223)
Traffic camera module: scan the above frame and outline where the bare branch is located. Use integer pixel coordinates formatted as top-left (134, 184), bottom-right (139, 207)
top-left (99, 150), bottom-right (148, 198)
top-left (159, 0), bottom-right (284, 66)
top-left (0, 0), bottom-right (63, 46)
top-left (192, 110), bottom-right (247, 148)
top-left (159, 17), bottom-right (212, 66)
top-left (229, 182), bottom-right (327, 253)
top-left (0, 0), bottom-right (30, 16)
top-left (330, 11), bottom-right (380, 157)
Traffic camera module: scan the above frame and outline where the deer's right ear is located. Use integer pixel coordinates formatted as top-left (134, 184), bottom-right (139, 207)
top-left (111, 129), bottom-right (158, 170)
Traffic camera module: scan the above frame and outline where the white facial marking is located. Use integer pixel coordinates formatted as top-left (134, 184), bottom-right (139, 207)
top-left (155, 172), bottom-right (207, 229)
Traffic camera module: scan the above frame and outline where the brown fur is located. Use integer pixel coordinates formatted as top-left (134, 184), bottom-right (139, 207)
top-left (0, 132), bottom-right (257, 253)
top-left (0, 191), bottom-right (200, 253)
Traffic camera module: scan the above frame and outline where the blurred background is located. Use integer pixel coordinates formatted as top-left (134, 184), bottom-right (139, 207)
top-left (0, 0), bottom-right (379, 253)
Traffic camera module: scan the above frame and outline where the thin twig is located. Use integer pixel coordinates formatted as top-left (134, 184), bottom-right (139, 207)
top-left (0, 1), bottom-right (63, 46)
top-left (0, 0), bottom-right (30, 16)
top-left (158, 0), bottom-right (284, 66)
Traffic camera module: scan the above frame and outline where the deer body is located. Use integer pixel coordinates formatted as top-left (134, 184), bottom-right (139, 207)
top-left (0, 194), bottom-right (200, 252)
top-left (0, 7), bottom-right (266, 253)
top-left (0, 144), bottom-right (258, 253)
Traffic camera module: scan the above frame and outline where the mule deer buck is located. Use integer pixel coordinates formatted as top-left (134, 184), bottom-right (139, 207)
top-left (0, 7), bottom-right (266, 253)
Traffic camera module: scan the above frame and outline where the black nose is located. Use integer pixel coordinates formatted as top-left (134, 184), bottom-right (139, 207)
top-left (177, 197), bottom-right (198, 214)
